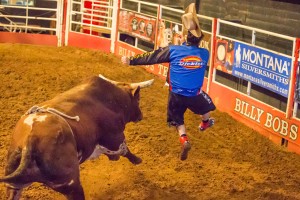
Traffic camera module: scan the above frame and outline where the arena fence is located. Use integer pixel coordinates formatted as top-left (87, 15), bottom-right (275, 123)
top-left (0, 0), bottom-right (62, 45)
top-left (1, 0), bottom-right (300, 155)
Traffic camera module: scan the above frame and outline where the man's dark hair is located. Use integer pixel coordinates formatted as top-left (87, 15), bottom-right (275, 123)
top-left (186, 31), bottom-right (203, 46)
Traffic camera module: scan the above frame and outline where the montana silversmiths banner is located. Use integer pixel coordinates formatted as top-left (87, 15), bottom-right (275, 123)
top-left (231, 41), bottom-right (292, 97)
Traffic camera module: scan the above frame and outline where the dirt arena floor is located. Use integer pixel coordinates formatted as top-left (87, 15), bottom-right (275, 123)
top-left (1, 43), bottom-right (300, 200)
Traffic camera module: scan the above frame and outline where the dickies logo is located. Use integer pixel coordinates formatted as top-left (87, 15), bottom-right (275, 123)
top-left (179, 56), bottom-right (202, 69)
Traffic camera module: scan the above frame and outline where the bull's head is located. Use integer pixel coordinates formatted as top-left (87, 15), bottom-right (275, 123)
top-left (99, 74), bottom-right (154, 123)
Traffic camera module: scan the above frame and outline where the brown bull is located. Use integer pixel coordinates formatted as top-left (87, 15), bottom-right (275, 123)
top-left (0, 74), bottom-right (154, 200)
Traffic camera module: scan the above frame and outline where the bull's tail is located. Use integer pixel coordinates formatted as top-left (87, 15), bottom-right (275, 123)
top-left (0, 138), bottom-right (32, 183)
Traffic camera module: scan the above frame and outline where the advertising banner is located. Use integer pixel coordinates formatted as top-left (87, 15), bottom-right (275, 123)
top-left (156, 19), bottom-right (211, 51)
top-left (210, 82), bottom-right (300, 154)
top-left (118, 10), bottom-right (156, 43)
top-left (214, 39), bottom-right (235, 73)
top-left (156, 19), bottom-right (183, 48)
top-left (214, 39), bottom-right (292, 97)
top-left (296, 61), bottom-right (300, 101)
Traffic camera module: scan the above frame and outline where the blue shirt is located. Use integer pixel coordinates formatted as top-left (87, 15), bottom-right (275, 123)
top-left (129, 44), bottom-right (210, 96)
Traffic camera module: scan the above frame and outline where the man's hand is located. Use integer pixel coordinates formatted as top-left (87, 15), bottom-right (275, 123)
top-left (121, 56), bottom-right (130, 65)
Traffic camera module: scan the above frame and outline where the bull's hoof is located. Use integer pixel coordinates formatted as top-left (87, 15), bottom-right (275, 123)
top-left (130, 156), bottom-right (142, 165)
top-left (106, 154), bottom-right (120, 161)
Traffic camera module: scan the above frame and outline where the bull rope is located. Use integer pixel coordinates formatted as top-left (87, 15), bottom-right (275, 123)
top-left (25, 105), bottom-right (80, 121)
top-left (95, 141), bottom-right (128, 156)
top-left (24, 106), bottom-right (79, 143)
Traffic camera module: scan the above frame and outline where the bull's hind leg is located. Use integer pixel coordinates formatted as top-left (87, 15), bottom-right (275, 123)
top-left (35, 118), bottom-right (85, 199)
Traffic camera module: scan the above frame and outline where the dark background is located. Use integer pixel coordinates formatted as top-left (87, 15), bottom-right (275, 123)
top-left (146, 0), bottom-right (300, 37)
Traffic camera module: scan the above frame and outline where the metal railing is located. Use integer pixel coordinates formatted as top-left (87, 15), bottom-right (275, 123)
top-left (69, 0), bottom-right (113, 37)
top-left (0, 4), bottom-right (59, 34)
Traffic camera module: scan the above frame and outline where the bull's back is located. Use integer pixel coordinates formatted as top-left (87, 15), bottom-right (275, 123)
top-left (39, 77), bottom-right (129, 136)
top-left (42, 77), bottom-right (129, 114)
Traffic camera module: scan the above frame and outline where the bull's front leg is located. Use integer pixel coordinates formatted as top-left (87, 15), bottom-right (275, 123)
top-left (105, 149), bottom-right (142, 164)
top-left (106, 154), bottom-right (120, 161)
top-left (122, 148), bottom-right (142, 165)
top-left (99, 136), bottom-right (142, 164)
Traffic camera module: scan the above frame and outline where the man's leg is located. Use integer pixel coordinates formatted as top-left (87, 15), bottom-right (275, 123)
top-left (202, 113), bottom-right (210, 121)
top-left (199, 112), bottom-right (215, 131)
top-left (186, 91), bottom-right (216, 132)
top-left (177, 124), bottom-right (191, 161)
top-left (167, 92), bottom-right (191, 160)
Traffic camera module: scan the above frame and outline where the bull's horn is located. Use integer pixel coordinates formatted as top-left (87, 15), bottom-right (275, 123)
top-left (99, 74), bottom-right (154, 88)
top-left (130, 79), bottom-right (154, 88)
top-left (99, 74), bottom-right (119, 85)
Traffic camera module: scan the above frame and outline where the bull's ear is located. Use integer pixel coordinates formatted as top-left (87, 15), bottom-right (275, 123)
top-left (131, 86), bottom-right (141, 99)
